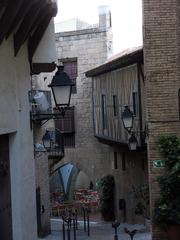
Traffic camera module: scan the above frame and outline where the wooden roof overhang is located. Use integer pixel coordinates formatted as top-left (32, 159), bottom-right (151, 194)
top-left (0, 0), bottom-right (57, 74)
top-left (85, 47), bottom-right (143, 77)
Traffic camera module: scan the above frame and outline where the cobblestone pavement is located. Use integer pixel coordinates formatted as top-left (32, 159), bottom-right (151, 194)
top-left (42, 220), bottom-right (151, 240)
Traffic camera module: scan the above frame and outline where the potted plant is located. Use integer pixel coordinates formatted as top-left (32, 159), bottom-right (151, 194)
top-left (153, 135), bottom-right (180, 240)
top-left (97, 175), bottom-right (115, 221)
top-left (132, 183), bottom-right (150, 228)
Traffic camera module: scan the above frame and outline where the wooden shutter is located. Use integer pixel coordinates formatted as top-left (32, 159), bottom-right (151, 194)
top-left (55, 107), bottom-right (75, 133)
top-left (63, 61), bottom-right (77, 93)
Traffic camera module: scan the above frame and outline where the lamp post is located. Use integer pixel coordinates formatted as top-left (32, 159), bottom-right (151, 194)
top-left (121, 106), bottom-right (134, 133)
top-left (48, 65), bottom-right (74, 112)
top-left (42, 130), bottom-right (52, 151)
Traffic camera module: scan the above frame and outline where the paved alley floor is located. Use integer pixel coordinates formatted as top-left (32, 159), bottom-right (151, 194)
top-left (42, 219), bottom-right (151, 240)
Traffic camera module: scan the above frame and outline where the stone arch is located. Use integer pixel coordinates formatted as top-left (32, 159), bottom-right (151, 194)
top-left (50, 162), bottom-right (93, 201)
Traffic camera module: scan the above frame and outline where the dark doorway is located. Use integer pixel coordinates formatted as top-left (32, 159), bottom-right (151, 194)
top-left (0, 134), bottom-right (12, 240)
top-left (36, 187), bottom-right (42, 237)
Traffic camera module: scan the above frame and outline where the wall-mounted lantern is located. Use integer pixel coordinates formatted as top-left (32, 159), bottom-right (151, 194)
top-left (122, 105), bottom-right (147, 151)
top-left (42, 130), bottom-right (53, 151)
top-left (48, 65), bottom-right (74, 111)
top-left (128, 133), bottom-right (138, 151)
top-left (30, 65), bottom-right (75, 126)
top-left (121, 106), bottom-right (134, 133)
top-left (40, 129), bottom-right (64, 157)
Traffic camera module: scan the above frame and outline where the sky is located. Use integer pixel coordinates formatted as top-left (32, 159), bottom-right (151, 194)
top-left (55, 0), bottom-right (142, 54)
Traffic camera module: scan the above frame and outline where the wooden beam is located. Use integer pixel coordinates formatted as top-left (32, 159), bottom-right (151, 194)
top-left (31, 62), bottom-right (56, 74)
top-left (28, 4), bottom-right (57, 60)
top-left (0, 0), bottom-right (8, 21)
top-left (28, 15), bottom-right (52, 60)
top-left (0, 0), bottom-right (24, 44)
top-left (14, 0), bottom-right (45, 56)
top-left (0, 7), bottom-right (5, 21)
top-left (6, 0), bottom-right (35, 39)
top-left (29, 1), bottom-right (57, 35)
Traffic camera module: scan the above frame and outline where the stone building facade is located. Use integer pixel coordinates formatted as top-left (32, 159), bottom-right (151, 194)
top-left (86, 48), bottom-right (148, 223)
top-left (53, 5), bottom-right (113, 196)
top-left (143, 0), bottom-right (180, 239)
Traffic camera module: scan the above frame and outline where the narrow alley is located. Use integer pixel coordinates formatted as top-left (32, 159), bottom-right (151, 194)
top-left (43, 219), bottom-right (151, 240)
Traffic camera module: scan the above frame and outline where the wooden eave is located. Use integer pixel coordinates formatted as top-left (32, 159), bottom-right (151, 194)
top-left (31, 62), bottom-right (56, 75)
top-left (86, 48), bottom-right (143, 77)
top-left (0, 0), bottom-right (57, 59)
top-left (95, 135), bottom-right (146, 152)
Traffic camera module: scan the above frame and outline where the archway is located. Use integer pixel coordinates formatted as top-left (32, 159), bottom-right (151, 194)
top-left (50, 163), bottom-right (92, 201)
top-left (49, 163), bottom-right (100, 220)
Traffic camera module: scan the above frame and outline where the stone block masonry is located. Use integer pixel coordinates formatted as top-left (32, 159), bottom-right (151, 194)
top-left (54, 9), bottom-right (113, 185)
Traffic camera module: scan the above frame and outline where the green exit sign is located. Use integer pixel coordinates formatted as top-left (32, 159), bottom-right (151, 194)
top-left (153, 160), bottom-right (165, 168)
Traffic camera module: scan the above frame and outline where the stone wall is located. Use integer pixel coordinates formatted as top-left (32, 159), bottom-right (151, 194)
top-left (111, 149), bottom-right (148, 223)
top-left (55, 21), bottom-right (113, 185)
top-left (143, 0), bottom-right (180, 239)
top-left (54, 16), bottom-right (148, 223)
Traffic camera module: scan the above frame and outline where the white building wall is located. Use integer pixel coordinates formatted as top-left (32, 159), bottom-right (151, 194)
top-left (0, 37), bottom-right (37, 240)
top-left (33, 20), bottom-right (57, 63)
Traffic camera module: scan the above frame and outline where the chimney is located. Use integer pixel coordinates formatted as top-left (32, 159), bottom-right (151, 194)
top-left (99, 5), bottom-right (112, 29)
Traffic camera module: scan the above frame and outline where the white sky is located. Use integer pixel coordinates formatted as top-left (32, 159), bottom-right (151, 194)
top-left (55, 0), bottom-right (142, 54)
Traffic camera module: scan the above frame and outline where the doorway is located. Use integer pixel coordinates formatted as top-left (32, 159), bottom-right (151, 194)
top-left (0, 134), bottom-right (12, 240)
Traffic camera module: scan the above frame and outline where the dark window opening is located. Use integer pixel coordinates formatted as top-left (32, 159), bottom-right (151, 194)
top-left (109, 12), bottom-right (112, 27)
top-left (122, 152), bottom-right (126, 171)
top-left (114, 152), bottom-right (118, 169)
top-left (54, 107), bottom-right (75, 148)
top-left (141, 158), bottom-right (145, 171)
top-left (132, 91), bottom-right (138, 116)
top-left (178, 89), bottom-right (180, 119)
top-left (59, 59), bottom-right (78, 94)
top-left (102, 95), bottom-right (107, 130)
top-left (113, 95), bottom-right (118, 117)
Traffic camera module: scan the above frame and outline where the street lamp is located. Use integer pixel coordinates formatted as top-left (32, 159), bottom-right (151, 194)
top-left (121, 105), bottom-right (148, 151)
top-left (128, 133), bottom-right (138, 151)
top-left (42, 130), bottom-right (52, 151)
top-left (48, 65), bottom-right (74, 109)
top-left (121, 106), bottom-right (134, 133)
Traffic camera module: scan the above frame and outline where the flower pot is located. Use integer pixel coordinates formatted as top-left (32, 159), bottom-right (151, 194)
top-left (167, 225), bottom-right (180, 240)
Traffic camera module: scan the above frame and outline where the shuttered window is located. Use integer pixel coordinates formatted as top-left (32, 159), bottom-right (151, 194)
top-left (55, 107), bottom-right (75, 147)
top-left (102, 94), bottom-right (107, 130)
top-left (113, 95), bottom-right (118, 117)
top-left (59, 59), bottom-right (78, 94)
top-left (132, 91), bottom-right (138, 116)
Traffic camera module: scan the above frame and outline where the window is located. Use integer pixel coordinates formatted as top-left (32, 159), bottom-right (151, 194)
top-left (132, 91), bottom-right (138, 116)
top-left (59, 58), bottom-right (77, 94)
top-left (109, 12), bottom-right (112, 27)
top-left (113, 152), bottom-right (118, 169)
top-left (122, 152), bottom-right (126, 171)
top-left (113, 95), bottom-right (118, 117)
top-left (54, 107), bottom-right (75, 148)
top-left (102, 95), bottom-right (107, 130)
top-left (178, 89), bottom-right (180, 119)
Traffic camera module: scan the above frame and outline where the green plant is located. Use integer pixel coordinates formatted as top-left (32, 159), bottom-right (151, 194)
top-left (98, 175), bottom-right (115, 221)
top-left (153, 135), bottom-right (180, 229)
top-left (132, 183), bottom-right (150, 217)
